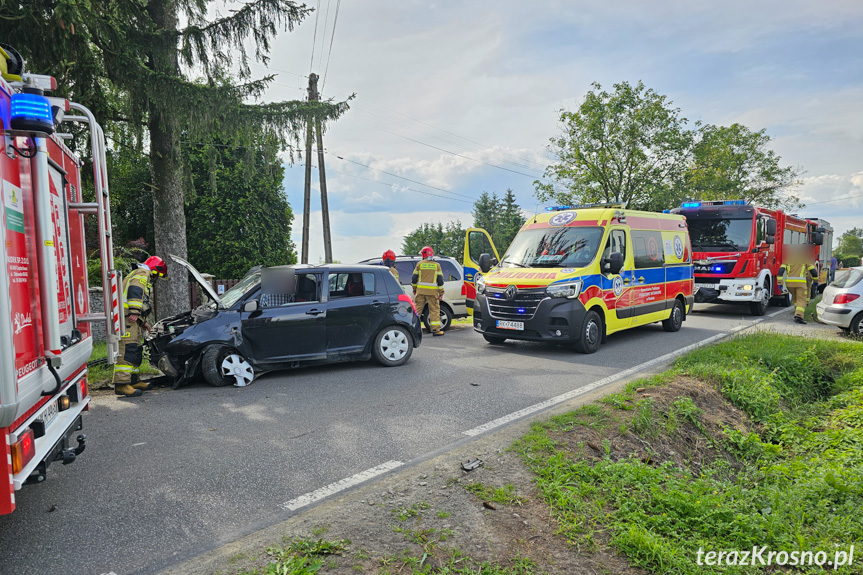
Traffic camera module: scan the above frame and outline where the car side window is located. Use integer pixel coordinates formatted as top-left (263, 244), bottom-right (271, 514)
top-left (395, 262), bottom-right (415, 285)
top-left (438, 260), bottom-right (460, 281)
top-left (295, 273), bottom-right (321, 303)
top-left (632, 230), bottom-right (665, 269)
top-left (329, 272), bottom-right (372, 298)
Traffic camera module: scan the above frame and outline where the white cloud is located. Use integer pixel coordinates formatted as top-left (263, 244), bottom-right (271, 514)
top-left (797, 172), bottom-right (863, 241)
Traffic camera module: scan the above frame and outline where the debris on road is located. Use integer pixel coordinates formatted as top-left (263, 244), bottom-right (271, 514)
top-left (461, 458), bottom-right (483, 471)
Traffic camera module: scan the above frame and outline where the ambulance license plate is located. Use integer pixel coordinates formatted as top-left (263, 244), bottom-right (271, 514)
top-left (696, 283), bottom-right (718, 290)
top-left (37, 400), bottom-right (59, 429)
top-left (496, 320), bottom-right (524, 331)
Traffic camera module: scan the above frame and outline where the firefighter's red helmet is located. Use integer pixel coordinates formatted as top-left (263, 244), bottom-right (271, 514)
top-left (420, 246), bottom-right (434, 258)
top-left (382, 249), bottom-right (396, 262)
top-left (144, 256), bottom-right (168, 277)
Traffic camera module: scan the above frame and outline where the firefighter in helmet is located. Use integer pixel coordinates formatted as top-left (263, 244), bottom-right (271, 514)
top-left (411, 246), bottom-right (445, 336)
top-left (113, 256), bottom-right (168, 397)
top-left (382, 250), bottom-right (400, 283)
top-left (779, 245), bottom-right (817, 324)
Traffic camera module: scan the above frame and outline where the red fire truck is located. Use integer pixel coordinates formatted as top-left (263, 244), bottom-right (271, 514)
top-left (1, 46), bottom-right (121, 514)
top-left (671, 200), bottom-right (826, 316)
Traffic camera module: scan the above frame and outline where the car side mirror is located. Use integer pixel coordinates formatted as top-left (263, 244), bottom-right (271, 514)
top-left (603, 252), bottom-right (624, 275)
top-left (478, 253), bottom-right (493, 273)
top-left (766, 218), bottom-right (777, 236)
top-left (243, 300), bottom-right (259, 312)
top-left (812, 232), bottom-right (824, 246)
top-left (766, 235), bottom-right (775, 245)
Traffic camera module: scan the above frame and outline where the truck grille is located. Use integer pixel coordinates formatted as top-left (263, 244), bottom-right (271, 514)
top-left (486, 287), bottom-right (547, 320)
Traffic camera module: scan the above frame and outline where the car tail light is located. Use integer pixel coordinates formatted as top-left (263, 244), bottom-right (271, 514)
top-left (461, 283), bottom-right (467, 296)
top-left (11, 429), bottom-right (36, 474)
top-left (834, 293), bottom-right (860, 304)
top-left (398, 293), bottom-right (418, 315)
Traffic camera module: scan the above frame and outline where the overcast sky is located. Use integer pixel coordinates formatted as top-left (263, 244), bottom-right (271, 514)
top-left (245, 0), bottom-right (863, 262)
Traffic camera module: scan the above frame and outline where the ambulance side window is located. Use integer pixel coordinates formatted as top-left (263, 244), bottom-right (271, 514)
top-left (469, 231), bottom-right (494, 266)
top-left (632, 230), bottom-right (666, 269)
top-left (601, 229), bottom-right (627, 261)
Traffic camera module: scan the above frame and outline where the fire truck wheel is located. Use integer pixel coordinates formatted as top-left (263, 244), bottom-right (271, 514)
top-left (662, 299), bottom-right (684, 332)
top-left (202, 345), bottom-right (255, 387)
top-left (749, 280), bottom-right (770, 316)
top-left (574, 309), bottom-right (602, 354)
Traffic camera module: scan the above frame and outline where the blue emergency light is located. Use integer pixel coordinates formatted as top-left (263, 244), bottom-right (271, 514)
top-left (517, 308), bottom-right (526, 314)
top-left (546, 205), bottom-right (573, 211)
top-left (680, 200), bottom-right (747, 208)
top-left (10, 92), bottom-right (55, 135)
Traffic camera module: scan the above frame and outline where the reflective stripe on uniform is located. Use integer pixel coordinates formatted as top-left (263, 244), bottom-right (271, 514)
top-left (417, 282), bottom-right (439, 288)
top-left (113, 364), bottom-right (140, 373)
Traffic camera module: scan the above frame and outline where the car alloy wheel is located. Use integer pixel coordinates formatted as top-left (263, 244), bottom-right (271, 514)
top-left (221, 353), bottom-right (255, 387)
top-left (379, 328), bottom-right (410, 361)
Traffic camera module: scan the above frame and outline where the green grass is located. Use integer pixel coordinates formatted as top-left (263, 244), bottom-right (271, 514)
top-left (805, 294), bottom-right (822, 322)
top-left (516, 333), bottom-right (863, 575)
top-left (87, 341), bottom-right (161, 386)
top-left (463, 482), bottom-right (526, 506)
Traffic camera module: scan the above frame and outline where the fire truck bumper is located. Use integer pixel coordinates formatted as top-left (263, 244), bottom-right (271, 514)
top-left (695, 278), bottom-right (765, 303)
top-left (12, 398), bottom-right (89, 490)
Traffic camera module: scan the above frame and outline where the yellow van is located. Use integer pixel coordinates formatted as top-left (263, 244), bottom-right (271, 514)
top-left (464, 204), bottom-right (694, 353)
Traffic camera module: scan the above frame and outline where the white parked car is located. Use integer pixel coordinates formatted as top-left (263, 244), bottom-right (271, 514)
top-left (817, 267), bottom-right (863, 335)
top-left (359, 255), bottom-right (467, 331)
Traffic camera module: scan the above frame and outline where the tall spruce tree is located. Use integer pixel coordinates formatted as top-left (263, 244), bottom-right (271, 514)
top-left (1, 1), bottom-right (349, 316)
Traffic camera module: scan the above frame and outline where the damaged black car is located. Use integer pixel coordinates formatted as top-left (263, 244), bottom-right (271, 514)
top-left (147, 256), bottom-right (423, 388)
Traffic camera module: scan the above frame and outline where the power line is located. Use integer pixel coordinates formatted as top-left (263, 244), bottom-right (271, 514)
top-left (327, 151), bottom-right (477, 200)
top-left (313, 164), bottom-right (473, 204)
top-left (321, 0), bottom-right (342, 91)
top-left (309, 0), bottom-right (322, 73)
top-left (804, 192), bottom-right (863, 206)
top-left (318, 0), bottom-right (332, 73)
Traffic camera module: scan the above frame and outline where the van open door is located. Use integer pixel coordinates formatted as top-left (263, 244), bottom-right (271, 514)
top-left (462, 228), bottom-right (500, 316)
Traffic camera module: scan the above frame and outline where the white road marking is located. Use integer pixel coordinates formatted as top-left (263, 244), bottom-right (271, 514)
top-left (463, 325), bottom-right (754, 437)
top-left (279, 460), bottom-right (404, 512)
top-left (131, 442), bottom-right (146, 447)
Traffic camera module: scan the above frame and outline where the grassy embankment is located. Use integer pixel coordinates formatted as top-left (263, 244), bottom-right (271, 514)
top-left (87, 341), bottom-right (161, 386)
top-left (516, 332), bottom-right (863, 574)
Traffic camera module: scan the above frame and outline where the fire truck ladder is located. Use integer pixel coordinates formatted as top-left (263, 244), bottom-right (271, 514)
top-left (63, 104), bottom-right (123, 365)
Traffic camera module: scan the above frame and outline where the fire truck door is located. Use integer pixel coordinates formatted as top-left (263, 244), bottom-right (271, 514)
top-left (47, 165), bottom-right (73, 343)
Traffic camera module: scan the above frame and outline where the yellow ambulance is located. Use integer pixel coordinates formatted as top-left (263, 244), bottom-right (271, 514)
top-left (464, 204), bottom-right (694, 353)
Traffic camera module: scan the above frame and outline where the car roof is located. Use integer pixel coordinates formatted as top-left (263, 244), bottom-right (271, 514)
top-left (266, 263), bottom-right (387, 273)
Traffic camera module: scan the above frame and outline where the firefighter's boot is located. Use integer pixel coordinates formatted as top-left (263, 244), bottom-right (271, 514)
top-left (130, 374), bottom-right (152, 391)
top-left (115, 384), bottom-right (143, 398)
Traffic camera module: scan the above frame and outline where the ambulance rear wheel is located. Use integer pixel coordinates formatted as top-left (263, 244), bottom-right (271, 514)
top-left (483, 334), bottom-right (507, 345)
top-left (663, 299), bottom-right (684, 332)
top-left (574, 310), bottom-right (602, 354)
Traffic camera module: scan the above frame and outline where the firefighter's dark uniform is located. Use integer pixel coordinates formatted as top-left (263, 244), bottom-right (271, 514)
top-left (113, 267), bottom-right (152, 394)
top-left (412, 259), bottom-right (445, 335)
top-left (780, 261), bottom-right (817, 320)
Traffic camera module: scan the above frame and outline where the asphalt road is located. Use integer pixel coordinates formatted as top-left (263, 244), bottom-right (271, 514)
top-left (1, 304), bottom-right (792, 575)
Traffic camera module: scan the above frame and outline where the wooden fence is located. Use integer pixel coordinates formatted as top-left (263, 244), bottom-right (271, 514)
top-left (189, 278), bottom-right (240, 308)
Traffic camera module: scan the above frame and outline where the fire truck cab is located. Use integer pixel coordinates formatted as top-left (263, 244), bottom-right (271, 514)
top-left (1, 46), bottom-right (120, 514)
top-left (671, 200), bottom-right (826, 316)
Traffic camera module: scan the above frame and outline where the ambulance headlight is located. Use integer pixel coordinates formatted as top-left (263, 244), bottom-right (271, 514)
top-left (475, 274), bottom-right (486, 295)
top-left (547, 280), bottom-right (583, 299)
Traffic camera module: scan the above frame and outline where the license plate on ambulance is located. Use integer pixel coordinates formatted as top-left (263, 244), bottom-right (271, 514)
top-left (496, 320), bottom-right (524, 331)
top-left (37, 400), bottom-right (59, 429)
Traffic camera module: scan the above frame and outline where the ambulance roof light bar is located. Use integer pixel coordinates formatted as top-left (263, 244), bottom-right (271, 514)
top-left (545, 202), bottom-right (627, 211)
top-left (680, 200), bottom-right (748, 208)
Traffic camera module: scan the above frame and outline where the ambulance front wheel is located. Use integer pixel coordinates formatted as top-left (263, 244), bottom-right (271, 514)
top-left (663, 299), bottom-right (684, 332)
top-left (574, 310), bottom-right (602, 354)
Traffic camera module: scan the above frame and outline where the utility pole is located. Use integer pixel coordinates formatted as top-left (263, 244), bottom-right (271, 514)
top-left (301, 74), bottom-right (315, 264)
top-left (301, 72), bottom-right (333, 263)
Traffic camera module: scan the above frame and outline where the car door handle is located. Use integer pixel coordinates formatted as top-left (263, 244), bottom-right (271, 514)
top-left (623, 278), bottom-right (632, 284)
top-left (306, 308), bottom-right (324, 316)
top-left (370, 300), bottom-right (383, 307)
top-left (637, 276), bottom-right (645, 283)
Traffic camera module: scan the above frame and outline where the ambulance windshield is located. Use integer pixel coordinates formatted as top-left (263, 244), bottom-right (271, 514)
top-left (501, 227), bottom-right (604, 268)
top-left (687, 214), bottom-right (753, 252)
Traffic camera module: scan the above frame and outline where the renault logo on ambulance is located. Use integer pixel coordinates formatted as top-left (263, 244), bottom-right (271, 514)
top-left (469, 204), bottom-right (695, 354)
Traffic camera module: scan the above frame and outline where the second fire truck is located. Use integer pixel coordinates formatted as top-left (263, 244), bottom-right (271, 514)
top-left (671, 200), bottom-right (827, 316)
